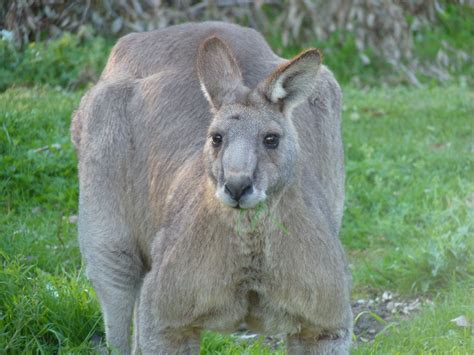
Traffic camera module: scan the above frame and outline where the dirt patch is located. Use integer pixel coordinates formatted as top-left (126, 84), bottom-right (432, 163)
top-left (352, 291), bottom-right (432, 343)
top-left (233, 291), bottom-right (432, 349)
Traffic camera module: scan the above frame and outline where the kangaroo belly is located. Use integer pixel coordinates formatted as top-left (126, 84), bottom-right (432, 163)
top-left (149, 213), bottom-right (350, 334)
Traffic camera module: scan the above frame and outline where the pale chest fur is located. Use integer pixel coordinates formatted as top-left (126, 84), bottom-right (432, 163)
top-left (220, 205), bottom-right (289, 292)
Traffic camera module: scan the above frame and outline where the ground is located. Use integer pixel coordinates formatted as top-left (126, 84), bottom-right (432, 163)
top-left (0, 85), bottom-right (472, 353)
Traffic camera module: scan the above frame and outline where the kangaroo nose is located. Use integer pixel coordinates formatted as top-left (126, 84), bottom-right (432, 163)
top-left (224, 175), bottom-right (253, 201)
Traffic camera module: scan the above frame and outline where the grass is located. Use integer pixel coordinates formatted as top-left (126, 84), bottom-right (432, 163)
top-left (341, 86), bottom-right (474, 295)
top-left (0, 88), bottom-right (100, 352)
top-left (1, 6), bottom-right (472, 351)
top-left (1, 83), bottom-right (472, 353)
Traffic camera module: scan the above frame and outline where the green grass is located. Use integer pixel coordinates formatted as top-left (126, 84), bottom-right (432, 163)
top-left (2, 8), bottom-right (472, 351)
top-left (0, 88), bottom-right (100, 352)
top-left (0, 5), bottom-right (474, 354)
top-left (0, 256), bottom-right (102, 352)
top-left (341, 86), bottom-right (474, 295)
top-left (1, 84), bottom-right (472, 353)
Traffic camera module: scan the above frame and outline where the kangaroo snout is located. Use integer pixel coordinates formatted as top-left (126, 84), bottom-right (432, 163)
top-left (217, 171), bottom-right (266, 209)
top-left (224, 174), bottom-right (253, 202)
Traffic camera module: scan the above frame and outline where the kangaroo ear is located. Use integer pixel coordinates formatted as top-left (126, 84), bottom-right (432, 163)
top-left (197, 36), bottom-right (244, 111)
top-left (262, 49), bottom-right (321, 115)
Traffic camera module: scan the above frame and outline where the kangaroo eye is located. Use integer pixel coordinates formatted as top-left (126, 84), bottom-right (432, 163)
top-left (264, 134), bottom-right (279, 149)
top-left (211, 134), bottom-right (223, 147)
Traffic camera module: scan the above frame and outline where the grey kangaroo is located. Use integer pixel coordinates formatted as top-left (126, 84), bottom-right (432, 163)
top-left (71, 21), bottom-right (352, 354)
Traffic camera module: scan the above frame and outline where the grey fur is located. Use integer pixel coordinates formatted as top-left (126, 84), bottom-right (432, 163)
top-left (72, 21), bottom-right (352, 354)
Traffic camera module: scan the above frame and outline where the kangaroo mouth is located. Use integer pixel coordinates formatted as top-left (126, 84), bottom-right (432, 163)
top-left (216, 185), bottom-right (267, 210)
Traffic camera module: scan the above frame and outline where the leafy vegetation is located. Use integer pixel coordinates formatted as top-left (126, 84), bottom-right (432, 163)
top-left (1, 3), bottom-right (472, 92)
top-left (410, 2), bottom-right (474, 84)
top-left (0, 33), bottom-right (111, 92)
top-left (260, 3), bottom-right (473, 86)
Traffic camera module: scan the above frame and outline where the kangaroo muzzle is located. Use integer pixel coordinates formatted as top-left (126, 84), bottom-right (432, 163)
top-left (224, 174), bottom-right (253, 202)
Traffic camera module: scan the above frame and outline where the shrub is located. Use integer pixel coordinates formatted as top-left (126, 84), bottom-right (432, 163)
top-left (0, 33), bottom-right (112, 91)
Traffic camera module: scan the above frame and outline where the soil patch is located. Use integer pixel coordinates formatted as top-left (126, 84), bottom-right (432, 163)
top-left (233, 291), bottom-right (431, 349)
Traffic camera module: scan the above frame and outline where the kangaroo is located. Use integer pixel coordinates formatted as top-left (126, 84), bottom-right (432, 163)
top-left (71, 21), bottom-right (352, 354)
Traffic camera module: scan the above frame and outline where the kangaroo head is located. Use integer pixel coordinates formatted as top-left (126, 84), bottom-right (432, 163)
top-left (197, 37), bottom-right (321, 209)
